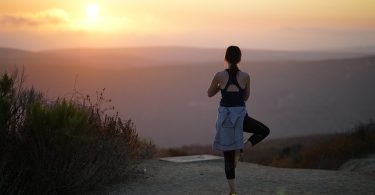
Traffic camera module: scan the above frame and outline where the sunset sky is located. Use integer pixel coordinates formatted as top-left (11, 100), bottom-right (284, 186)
top-left (1, 0), bottom-right (374, 51)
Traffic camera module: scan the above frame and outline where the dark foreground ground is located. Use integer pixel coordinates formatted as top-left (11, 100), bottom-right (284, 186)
top-left (86, 159), bottom-right (375, 195)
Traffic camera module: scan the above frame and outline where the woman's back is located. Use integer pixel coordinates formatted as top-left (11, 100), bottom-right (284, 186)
top-left (217, 69), bottom-right (248, 91)
top-left (215, 69), bottom-right (250, 107)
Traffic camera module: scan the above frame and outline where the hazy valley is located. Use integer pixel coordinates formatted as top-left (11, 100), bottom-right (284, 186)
top-left (1, 47), bottom-right (375, 147)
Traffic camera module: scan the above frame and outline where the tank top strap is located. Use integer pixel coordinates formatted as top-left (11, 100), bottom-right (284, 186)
top-left (224, 69), bottom-right (243, 91)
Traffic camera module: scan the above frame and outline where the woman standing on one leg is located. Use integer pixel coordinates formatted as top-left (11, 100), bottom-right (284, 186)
top-left (207, 46), bottom-right (270, 195)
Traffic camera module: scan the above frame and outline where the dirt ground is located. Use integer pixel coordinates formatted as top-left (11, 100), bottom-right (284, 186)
top-left (86, 159), bottom-right (375, 195)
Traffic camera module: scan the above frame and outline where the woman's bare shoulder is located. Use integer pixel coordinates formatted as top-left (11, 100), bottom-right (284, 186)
top-left (214, 70), bottom-right (227, 78)
top-left (238, 70), bottom-right (250, 78)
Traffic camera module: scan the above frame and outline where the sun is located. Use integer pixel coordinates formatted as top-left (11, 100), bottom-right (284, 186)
top-left (86, 4), bottom-right (100, 19)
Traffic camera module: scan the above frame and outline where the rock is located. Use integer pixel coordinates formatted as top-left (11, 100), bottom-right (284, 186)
top-left (339, 154), bottom-right (375, 175)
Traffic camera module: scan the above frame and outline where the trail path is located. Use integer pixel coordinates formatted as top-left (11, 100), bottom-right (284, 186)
top-left (87, 159), bottom-right (375, 195)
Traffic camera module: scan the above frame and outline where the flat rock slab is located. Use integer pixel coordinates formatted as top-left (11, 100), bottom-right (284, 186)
top-left (160, 154), bottom-right (223, 163)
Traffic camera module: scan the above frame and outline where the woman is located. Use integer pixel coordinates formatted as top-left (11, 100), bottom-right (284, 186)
top-left (207, 45), bottom-right (270, 195)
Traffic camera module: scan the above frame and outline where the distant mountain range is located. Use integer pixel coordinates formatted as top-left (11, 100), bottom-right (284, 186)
top-left (1, 46), bottom-right (372, 67)
top-left (1, 47), bottom-right (375, 147)
top-left (334, 45), bottom-right (375, 54)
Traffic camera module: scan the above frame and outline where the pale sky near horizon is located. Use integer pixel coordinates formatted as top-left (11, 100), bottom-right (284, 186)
top-left (1, 0), bottom-right (375, 51)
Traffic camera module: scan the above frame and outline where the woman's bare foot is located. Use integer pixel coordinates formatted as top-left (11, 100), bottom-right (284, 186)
top-left (235, 141), bottom-right (253, 166)
top-left (244, 141), bottom-right (252, 151)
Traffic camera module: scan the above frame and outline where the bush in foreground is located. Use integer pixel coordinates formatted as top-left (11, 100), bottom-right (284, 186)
top-left (0, 70), bottom-right (155, 194)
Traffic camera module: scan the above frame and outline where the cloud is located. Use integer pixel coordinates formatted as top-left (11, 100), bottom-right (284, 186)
top-left (0, 8), bottom-right (69, 28)
top-left (282, 26), bottom-right (375, 34)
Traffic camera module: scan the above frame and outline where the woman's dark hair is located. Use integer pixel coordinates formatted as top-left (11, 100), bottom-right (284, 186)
top-left (225, 45), bottom-right (241, 75)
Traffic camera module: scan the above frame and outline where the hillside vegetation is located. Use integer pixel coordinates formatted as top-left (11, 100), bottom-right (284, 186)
top-left (0, 69), bottom-right (155, 194)
top-left (246, 121), bottom-right (375, 169)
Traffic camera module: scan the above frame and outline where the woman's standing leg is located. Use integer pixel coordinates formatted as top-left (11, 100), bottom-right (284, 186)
top-left (243, 114), bottom-right (270, 146)
top-left (223, 150), bottom-right (236, 194)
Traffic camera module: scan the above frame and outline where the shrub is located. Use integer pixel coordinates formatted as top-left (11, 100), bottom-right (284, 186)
top-left (297, 121), bottom-right (375, 169)
top-left (0, 69), bottom-right (154, 194)
top-left (269, 121), bottom-right (375, 169)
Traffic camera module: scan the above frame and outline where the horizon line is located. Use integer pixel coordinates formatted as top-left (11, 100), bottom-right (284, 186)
top-left (1, 44), bottom-right (374, 53)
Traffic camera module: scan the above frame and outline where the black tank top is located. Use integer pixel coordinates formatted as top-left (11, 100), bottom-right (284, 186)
top-left (220, 69), bottom-right (246, 107)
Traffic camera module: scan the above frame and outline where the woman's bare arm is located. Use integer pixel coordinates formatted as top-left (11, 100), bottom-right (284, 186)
top-left (244, 74), bottom-right (250, 101)
top-left (207, 72), bottom-right (221, 97)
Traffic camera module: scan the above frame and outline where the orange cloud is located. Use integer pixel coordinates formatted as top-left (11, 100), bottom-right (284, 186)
top-left (0, 8), bottom-right (69, 29)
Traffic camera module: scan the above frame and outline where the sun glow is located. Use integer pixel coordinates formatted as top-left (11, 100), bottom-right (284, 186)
top-left (86, 4), bottom-right (99, 19)
top-left (68, 3), bottom-right (136, 33)
top-left (82, 3), bottom-right (101, 30)
top-left (2, 0), bottom-right (374, 50)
